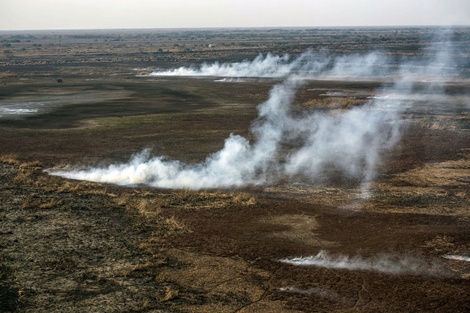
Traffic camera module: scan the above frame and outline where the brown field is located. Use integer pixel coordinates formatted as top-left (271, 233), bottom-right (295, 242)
top-left (1, 28), bottom-right (469, 312)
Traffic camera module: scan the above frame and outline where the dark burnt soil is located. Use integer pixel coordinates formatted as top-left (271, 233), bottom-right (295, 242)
top-left (174, 216), bottom-right (469, 313)
top-left (0, 162), bottom-right (168, 312)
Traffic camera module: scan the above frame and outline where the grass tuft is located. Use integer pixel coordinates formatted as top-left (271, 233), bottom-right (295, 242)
top-left (300, 97), bottom-right (365, 109)
top-left (161, 286), bottom-right (180, 302)
top-left (164, 216), bottom-right (191, 234)
top-left (20, 194), bottom-right (64, 210)
top-left (0, 154), bottom-right (20, 165)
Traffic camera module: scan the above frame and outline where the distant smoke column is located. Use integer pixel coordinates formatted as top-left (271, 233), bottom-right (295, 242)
top-left (282, 81), bottom-right (406, 183)
top-left (148, 50), bottom-right (392, 79)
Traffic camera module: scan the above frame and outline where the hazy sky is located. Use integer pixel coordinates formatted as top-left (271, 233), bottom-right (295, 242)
top-left (1, 0), bottom-right (469, 31)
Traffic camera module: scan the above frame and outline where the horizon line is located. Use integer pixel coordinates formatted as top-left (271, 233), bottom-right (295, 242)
top-left (1, 24), bottom-right (469, 33)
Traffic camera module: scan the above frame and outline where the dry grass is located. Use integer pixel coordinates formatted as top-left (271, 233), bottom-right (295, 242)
top-left (165, 189), bottom-right (256, 209)
top-left (2, 156), bottom-right (256, 242)
top-left (55, 180), bottom-right (111, 196)
top-left (392, 155), bottom-right (470, 188)
top-left (155, 248), bottom-right (297, 313)
top-left (125, 197), bottom-right (163, 217)
top-left (164, 216), bottom-right (191, 234)
top-left (114, 189), bottom-right (257, 235)
top-left (261, 214), bottom-right (335, 247)
top-left (38, 198), bottom-right (64, 210)
top-left (114, 190), bottom-right (256, 215)
top-left (1, 157), bottom-right (116, 199)
top-left (266, 184), bottom-right (366, 211)
top-left (42, 167), bottom-right (193, 236)
top-left (113, 188), bottom-right (256, 235)
top-left (12, 161), bottom-right (42, 184)
top-left (424, 235), bottom-right (456, 253)
top-left (19, 193), bottom-right (63, 210)
top-left (265, 154), bottom-right (470, 217)
top-left (367, 154), bottom-right (470, 216)
top-left (300, 97), bottom-right (365, 109)
top-left (161, 286), bottom-right (180, 302)
top-left (0, 154), bottom-right (20, 165)
top-left (115, 194), bottom-right (191, 235)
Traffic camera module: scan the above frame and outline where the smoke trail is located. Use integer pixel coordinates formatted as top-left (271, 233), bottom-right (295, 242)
top-left (279, 286), bottom-right (354, 304)
top-left (49, 32), bottom-right (461, 190)
top-left (279, 286), bottom-right (341, 299)
top-left (151, 53), bottom-right (293, 78)
top-left (444, 255), bottom-right (470, 262)
top-left (149, 50), bottom-right (393, 80)
top-left (280, 250), bottom-right (450, 277)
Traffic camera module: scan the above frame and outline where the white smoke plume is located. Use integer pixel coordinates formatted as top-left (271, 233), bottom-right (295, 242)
top-left (443, 255), bottom-right (470, 262)
top-left (49, 77), bottom-right (404, 189)
top-left (149, 50), bottom-right (393, 80)
top-left (49, 32), bottom-right (462, 190)
top-left (150, 53), bottom-right (293, 78)
top-left (282, 84), bottom-right (404, 183)
top-left (280, 250), bottom-right (450, 277)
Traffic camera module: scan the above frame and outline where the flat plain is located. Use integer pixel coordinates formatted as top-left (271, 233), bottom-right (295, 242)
top-left (1, 27), bottom-right (469, 312)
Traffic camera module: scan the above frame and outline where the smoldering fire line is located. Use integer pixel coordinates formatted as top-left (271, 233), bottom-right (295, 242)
top-left (280, 250), bottom-right (452, 277)
top-left (149, 50), bottom-right (392, 80)
top-left (48, 33), bottom-right (463, 190)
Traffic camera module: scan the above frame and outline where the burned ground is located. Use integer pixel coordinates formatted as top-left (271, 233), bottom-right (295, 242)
top-left (1, 28), bottom-right (469, 312)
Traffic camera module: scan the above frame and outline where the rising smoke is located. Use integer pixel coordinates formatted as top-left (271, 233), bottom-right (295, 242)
top-left (49, 33), bottom-right (462, 190)
top-left (49, 78), bottom-right (404, 189)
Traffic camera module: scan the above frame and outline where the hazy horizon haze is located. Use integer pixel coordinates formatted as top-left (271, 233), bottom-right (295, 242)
top-left (1, 0), bottom-right (469, 31)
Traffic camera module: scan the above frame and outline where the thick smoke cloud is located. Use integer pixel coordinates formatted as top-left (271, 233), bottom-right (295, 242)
top-left (49, 35), bottom-right (461, 190)
top-left (280, 250), bottom-right (450, 277)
